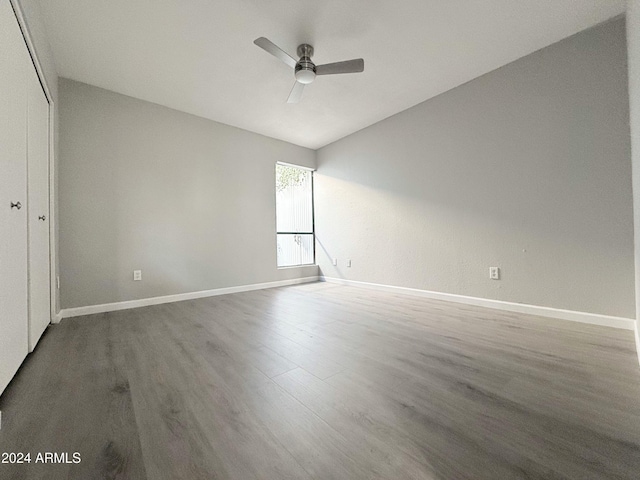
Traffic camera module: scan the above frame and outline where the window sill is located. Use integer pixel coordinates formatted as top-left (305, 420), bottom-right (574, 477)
top-left (277, 264), bottom-right (317, 270)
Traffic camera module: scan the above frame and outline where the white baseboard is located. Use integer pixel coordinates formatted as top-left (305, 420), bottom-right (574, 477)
top-left (56, 274), bottom-right (637, 334)
top-left (320, 276), bottom-right (635, 330)
top-left (59, 276), bottom-right (319, 319)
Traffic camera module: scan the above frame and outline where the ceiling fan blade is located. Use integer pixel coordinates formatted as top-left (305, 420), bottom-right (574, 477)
top-left (287, 81), bottom-right (305, 104)
top-left (254, 37), bottom-right (297, 69)
top-left (316, 58), bottom-right (364, 75)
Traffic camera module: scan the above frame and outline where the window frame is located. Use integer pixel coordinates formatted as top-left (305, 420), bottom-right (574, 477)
top-left (275, 162), bottom-right (316, 268)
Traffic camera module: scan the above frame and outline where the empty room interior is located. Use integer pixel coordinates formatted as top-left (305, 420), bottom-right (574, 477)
top-left (3, 0), bottom-right (640, 478)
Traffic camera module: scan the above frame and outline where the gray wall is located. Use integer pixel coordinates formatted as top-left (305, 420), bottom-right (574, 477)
top-left (59, 79), bottom-right (317, 309)
top-left (315, 18), bottom-right (634, 318)
top-left (627, 1), bottom-right (640, 359)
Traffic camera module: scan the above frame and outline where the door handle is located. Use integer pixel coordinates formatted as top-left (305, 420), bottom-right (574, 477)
top-left (11, 201), bottom-right (22, 210)
top-left (38, 215), bottom-right (46, 221)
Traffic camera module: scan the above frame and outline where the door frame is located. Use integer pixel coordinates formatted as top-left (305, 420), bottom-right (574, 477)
top-left (10, 0), bottom-right (58, 324)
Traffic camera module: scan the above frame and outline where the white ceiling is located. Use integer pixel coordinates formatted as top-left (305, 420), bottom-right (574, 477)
top-left (39, 0), bottom-right (625, 150)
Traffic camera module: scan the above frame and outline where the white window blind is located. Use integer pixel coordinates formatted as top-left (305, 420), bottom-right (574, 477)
top-left (275, 164), bottom-right (314, 267)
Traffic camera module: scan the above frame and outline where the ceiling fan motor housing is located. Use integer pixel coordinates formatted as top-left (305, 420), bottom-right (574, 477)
top-left (295, 44), bottom-right (316, 84)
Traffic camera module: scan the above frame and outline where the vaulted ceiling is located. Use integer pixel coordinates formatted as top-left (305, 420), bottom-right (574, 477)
top-left (39, 0), bottom-right (625, 149)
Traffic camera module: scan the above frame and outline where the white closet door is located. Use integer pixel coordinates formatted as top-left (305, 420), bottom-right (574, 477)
top-left (0, 0), bottom-right (30, 395)
top-left (27, 62), bottom-right (50, 351)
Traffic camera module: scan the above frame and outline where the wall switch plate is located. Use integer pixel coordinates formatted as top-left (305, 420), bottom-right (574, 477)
top-left (133, 270), bottom-right (142, 281)
top-left (489, 267), bottom-right (500, 280)
top-left (332, 258), bottom-right (337, 266)
top-left (347, 259), bottom-right (352, 268)
top-left (56, 276), bottom-right (60, 289)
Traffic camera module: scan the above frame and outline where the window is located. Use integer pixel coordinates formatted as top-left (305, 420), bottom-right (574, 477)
top-left (275, 163), bottom-right (314, 267)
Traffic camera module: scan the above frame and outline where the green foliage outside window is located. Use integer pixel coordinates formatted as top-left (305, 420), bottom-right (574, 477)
top-left (276, 164), bottom-right (308, 192)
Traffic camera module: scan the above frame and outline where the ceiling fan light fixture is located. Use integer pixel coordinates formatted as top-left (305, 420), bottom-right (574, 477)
top-left (295, 68), bottom-right (316, 84)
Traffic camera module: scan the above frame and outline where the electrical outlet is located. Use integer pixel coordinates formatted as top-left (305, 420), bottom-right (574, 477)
top-left (332, 258), bottom-right (337, 266)
top-left (133, 270), bottom-right (142, 281)
top-left (347, 259), bottom-right (352, 268)
top-left (489, 267), bottom-right (500, 280)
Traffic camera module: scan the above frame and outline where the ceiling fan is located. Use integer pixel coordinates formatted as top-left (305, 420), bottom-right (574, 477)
top-left (253, 37), bottom-right (364, 104)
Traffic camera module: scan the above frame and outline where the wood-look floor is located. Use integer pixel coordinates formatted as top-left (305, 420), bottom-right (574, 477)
top-left (1, 282), bottom-right (640, 479)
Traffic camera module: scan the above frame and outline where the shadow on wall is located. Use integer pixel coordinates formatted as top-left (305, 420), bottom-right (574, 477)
top-left (316, 237), bottom-right (346, 280)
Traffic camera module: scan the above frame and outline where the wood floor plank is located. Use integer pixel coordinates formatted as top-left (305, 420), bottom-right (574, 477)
top-left (158, 300), bottom-right (403, 479)
top-left (273, 367), bottom-right (440, 479)
top-left (0, 313), bottom-right (147, 480)
top-left (1, 282), bottom-right (639, 479)
top-left (132, 302), bottom-right (314, 480)
top-left (326, 351), bottom-right (640, 479)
